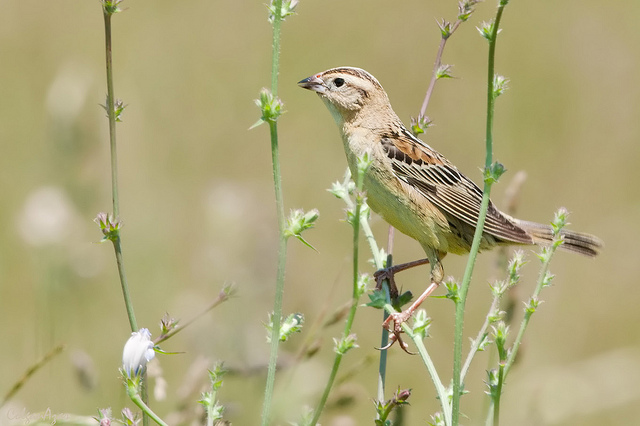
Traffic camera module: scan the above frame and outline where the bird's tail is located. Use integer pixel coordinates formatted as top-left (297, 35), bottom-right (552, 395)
top-left (515, 219), bottom-right (603, 258)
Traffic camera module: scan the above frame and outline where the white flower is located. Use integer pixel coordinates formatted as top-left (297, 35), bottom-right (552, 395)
top-left (122, 328), bottom-right (155, 377)
top-left (17, 186), bottom-right (77, 246)
top-left (46, 63), bottom-right (92, 124)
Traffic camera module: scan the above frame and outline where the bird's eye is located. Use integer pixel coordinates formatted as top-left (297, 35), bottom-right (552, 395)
top-left (333, 77), bottom-right (345, 88)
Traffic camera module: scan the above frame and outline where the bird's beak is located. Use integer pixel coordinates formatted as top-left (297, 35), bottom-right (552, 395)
top-left (298, 74), bottom-right (326, 94)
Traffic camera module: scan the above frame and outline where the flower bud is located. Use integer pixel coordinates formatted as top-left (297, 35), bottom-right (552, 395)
top-left (122, 328), bottom-right (155, 377)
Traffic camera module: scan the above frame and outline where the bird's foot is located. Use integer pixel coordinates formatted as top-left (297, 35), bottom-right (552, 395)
top-left (377, 279), bottom-right (441, 354)
top-left (378, 310), bottom-right (416, 355)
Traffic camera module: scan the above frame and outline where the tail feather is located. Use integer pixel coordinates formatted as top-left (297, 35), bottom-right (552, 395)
top-left (515, 219), bottom-right (603, 258)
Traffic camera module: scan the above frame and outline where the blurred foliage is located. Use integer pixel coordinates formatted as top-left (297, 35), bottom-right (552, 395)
top-left (1, 0), bottom-right (639, 424)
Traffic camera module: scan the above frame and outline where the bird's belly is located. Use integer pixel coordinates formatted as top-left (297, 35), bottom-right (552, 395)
top-left (342, 130), bottom-right (464, 255)
top-left (363, 164), bottom-right (449, 253)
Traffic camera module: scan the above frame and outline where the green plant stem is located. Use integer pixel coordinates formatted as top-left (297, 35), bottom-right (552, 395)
top-left (489, 246), bottom-right (559, 426)
top-left (367, 219), bottom-right (390, 409)
top-left (262, 120), bottom-right (287, 426)
top-left (340, 171), bottom-right (390, 409)
top-left (376, 278), bottom-right (391, 403)
top-left (419, 20), bottom-right (463, 119)
top-left (362, 220), bottom-right (383, 265)
top-left (154, 286), bottom-right (232, 345)
top-left (451, 5), bottom-right (506, 425)
top-left (348, 187), bottom-right (364, 329)
top-left (205, 384), bottom-right (221, 426)
top-left (341, 173), bottom-right (389, 406)
top-left (311, 169), bottom-right (367, 425)
top-left (103, 12), bottom-right (119, 220)
top-left (492, 366), bottom-right (505, 426)
top-left (310, 282), bottom-right (361, 426)
top-left (460, 294), bottom-right (500, 382)
top-left (270, 14), bottom-right (281, 95)
top-left (340, 176), bottom-right (383, 267)
top-left (0, 344), bottom-right (65, 408)
top-left (113, 238), bottom-right (137, 331)
top-left (127, 383), bottom-right (169, 426)
top-left (262, 1), bottom-right (286, 424)
top-left (103, 7), bottom-right (145, 426)
top-left (103, 9), bottom-right (137, 334)
top-left (504, 257), bottom-right (549, 378)
top-left (382, 304), bottom-right (451, 424)
top-left (311, 344), bottom-right (343, 425)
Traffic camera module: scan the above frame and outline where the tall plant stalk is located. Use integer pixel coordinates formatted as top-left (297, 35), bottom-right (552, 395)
top-left (451, 3), bottom-right (509, 424)
top-left (100, 2), bottom-right (147, 426)
top-left (261, 1), bottom-right (289, 424)
top-left (102, 2), bottom-right (138, 334)
top-left (311, 159), bottom-right (369, 425)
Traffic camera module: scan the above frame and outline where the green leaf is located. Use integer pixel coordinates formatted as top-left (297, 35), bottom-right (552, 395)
top-left (365, 290), bottom-right (387, 309)
top-left (393, 290), bottom-right (413, 310)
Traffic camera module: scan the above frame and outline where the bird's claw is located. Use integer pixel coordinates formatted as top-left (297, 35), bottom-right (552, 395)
top-left (377, 311), bottom-right (416, 355)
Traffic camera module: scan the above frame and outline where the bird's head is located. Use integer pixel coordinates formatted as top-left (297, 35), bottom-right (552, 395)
top-left (298, 67), bottom-right (396, 127)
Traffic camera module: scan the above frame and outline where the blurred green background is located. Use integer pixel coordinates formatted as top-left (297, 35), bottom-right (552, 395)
top-left (1, 0), bottom-right (639, 425)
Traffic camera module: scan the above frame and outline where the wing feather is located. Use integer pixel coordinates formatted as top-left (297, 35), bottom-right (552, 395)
top-left (381, 133), bottom-right (533, 244)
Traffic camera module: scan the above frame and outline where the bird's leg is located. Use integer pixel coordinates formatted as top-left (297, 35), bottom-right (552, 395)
top-left (380, 259), bottom-right (443, 353)
top-left (374, 258), bottom-right (430, 299)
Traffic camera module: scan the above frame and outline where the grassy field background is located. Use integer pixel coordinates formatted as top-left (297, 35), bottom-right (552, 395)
top-left (1, 0), bottom-right (639, 424)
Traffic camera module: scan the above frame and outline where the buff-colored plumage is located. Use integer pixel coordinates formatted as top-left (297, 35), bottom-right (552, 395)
top-left (299, 66), bottom-right (602, 290)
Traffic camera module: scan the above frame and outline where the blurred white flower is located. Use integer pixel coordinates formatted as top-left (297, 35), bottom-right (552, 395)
top-left (71, 349), bottom-right (98, 391)
top-left (46, 62), bottom-right (92, 124)
top-left (17, 186), bottom-right (77, 246)
top-left (146, 358), bottom-right (167, 401)
top-left (122, 328), bottom-right (155, 377)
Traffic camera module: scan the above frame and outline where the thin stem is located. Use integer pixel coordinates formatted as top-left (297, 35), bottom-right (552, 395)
top-left (309, 270), bottom-right (360, 425)
top-left (451, 4), bottom-right (507, 425)
top-left (311, 167), bottom-right (366, 426)
top-left (154, 287), bottom-right (232, 345)
top-left (342, 173), bottom-right (389, 406)
top-left (103, 6), bottom-right (144, 425)
top-left (141, 371), bottom-right (150, 426)
top-left (103, 12), bottom-right (119, 219)
top-left (349, 186), bottom-right (363, 313)
top-left (113, 238), bottom-right (137, 331)
top-left (483, 12), bottom-right (506, 170)
top-left (361, 219), bottom-right (383, 265)
top-left (381, 305), bottom-right (451, 425)
top-left (460, 295), bottom-right (500, 382)
top-left (412, 336), bottom-right (451, 426)
top-left (102, 7), bottom-right (137, 333)
top-left (492, 366), bottom-right (504, 426)
top-left (0, 344), bottom-right (65, 408)
top-left (340, 178), bottom-right (382, 267)
top-left (504, 251), bottom-right (554, 378)
top-left (127, 382), bottom-right (169, 426)
top-left (271, 15), bottom-right (281, 96)
top-left (419, 20), bottom-right (463, 118)
top-left (451, 181), bottom-right (491, 423)
top-left (339, 173), bottom-right (390, 408)
top-left (262, 121), bottom-right (288, 426)
top-left (311, 345), bottom-right (343, 425)
top-left (376, 251), bottom-right (393, 404)
top-left (376, 281), bottom-right (390, 403)
top-left (262, 1), bottom-right (286, 424)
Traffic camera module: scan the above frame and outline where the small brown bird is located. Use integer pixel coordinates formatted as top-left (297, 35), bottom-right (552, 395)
top-left (298, 67), bottom-right (602, 343)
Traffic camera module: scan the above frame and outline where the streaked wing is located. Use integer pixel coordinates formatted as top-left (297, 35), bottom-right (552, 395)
top-left (381, 130), bottom-right (533, 244)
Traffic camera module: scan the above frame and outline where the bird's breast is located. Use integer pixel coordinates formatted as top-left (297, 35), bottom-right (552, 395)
top-left (341, 130), bottom-right (450, 253)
